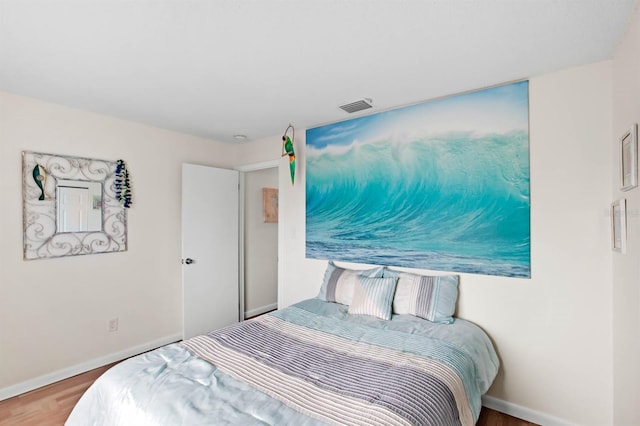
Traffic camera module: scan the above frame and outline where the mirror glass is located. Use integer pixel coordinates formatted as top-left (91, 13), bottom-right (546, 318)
top-left (56, 180), bottom-right (103, 233)
top-left (22, 151), bottom-right (127, 260)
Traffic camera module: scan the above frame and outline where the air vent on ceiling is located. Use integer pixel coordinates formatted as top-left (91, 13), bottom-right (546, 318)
top-left (339, 98), bottom-right (373, 113)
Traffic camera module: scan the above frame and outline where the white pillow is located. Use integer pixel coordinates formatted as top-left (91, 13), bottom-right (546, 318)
top-left (384, 270), bottom-right (459, 324)
top-left (317, 261), bottom-right (384, 305)
top-left (348, 276), bottom-right (398, 320)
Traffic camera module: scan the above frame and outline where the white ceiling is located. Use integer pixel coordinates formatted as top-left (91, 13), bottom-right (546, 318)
top-left (0, 0), bottom-right (637, 143)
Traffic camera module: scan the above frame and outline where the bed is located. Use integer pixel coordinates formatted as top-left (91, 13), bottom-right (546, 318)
top-left (66, 265), bottom-right (499, 426)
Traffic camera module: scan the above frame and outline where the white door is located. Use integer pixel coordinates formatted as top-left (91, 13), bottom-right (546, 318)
top-left (182, 164), bottom-right (239, 340)
top-left (57, 186), bottom-right (89, 232)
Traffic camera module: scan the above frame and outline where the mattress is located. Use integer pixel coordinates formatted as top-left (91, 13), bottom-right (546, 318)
top-left (66, 298), bottom-right (498, 425)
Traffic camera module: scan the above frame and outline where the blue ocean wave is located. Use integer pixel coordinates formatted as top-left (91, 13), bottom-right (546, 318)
top-left (305, 131), bottom-right (530, 278)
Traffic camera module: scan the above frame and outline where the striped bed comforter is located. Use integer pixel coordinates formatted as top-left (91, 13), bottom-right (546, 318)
top-left (66, 299), bottom-right (498, 426)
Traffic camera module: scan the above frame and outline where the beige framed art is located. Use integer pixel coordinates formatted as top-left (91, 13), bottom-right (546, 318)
top-left (262, 187), bottom-right (278, 223)
top-left (620, 124), bottom-right (638, 191)
top-left (611, 198), bottom-right (627, 254)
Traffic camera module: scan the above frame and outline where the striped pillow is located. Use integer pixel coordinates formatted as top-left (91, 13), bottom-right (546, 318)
top-left (384, 270), bottom-right (459, 324)
top-left (348, 276), bottom-right (398, 320)
top-left (317, 261), bottom-right (384, 305)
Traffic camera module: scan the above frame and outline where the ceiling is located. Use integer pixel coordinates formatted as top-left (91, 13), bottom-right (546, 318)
top-left (0, 0), bottom-right (637, 143)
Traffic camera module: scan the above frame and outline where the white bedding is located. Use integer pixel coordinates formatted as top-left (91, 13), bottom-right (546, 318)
top-left (67, 298), bottom-right (499, 425)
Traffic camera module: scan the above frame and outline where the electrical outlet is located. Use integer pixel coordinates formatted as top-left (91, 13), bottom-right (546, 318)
top-left (108, 318), bottom-right (118, 332)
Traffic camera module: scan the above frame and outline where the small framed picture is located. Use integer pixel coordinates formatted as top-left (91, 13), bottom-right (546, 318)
top-left (620, 124), bottom-right (638, 191)
top-left (262, 187), bottom-right (278, 223)
top-left (611, 198), bottom-right (627, 254)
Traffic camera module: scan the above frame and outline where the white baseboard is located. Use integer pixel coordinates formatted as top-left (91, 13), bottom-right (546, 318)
top-left (482, 395), bottom-right (576, 426)
top-left (244, 303), bottom-right (278, 319)
top-left (0, 333), bottom-right (182, 402)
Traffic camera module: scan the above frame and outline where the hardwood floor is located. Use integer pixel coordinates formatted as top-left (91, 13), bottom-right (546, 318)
top-left (0, 363), bottom-right (538, 426)
top-left (0, 363), bottom-right (115, 426)
top-left (477, 408), bottom-right (539, 426)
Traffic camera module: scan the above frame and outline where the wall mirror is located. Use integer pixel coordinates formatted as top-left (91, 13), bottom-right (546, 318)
top-left (22, 151), bottom-right (127, 260)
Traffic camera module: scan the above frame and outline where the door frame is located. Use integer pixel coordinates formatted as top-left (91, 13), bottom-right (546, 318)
top-left (235, 159), bottom-right (281, 321)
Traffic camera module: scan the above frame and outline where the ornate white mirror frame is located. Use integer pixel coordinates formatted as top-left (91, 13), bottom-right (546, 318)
top-left (22, 151), bottom-right (127, 260)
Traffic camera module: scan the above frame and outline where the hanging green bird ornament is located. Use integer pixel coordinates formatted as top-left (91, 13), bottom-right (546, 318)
top-left (282, 125), bottom-right (296, 185)
top-left (32, 164), bottom-right (47, 200)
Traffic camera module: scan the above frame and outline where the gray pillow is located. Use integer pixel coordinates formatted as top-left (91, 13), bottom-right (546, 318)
top-left (318, 261), bottom-right (384, 305)
top-left (384, 269), bottom-right (459, 324)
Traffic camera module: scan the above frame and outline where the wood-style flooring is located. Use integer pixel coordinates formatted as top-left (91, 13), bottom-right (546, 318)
top-left (0, 363), bottom-right (539, 426)
top-left (0, 363), bottom-right (116, 426)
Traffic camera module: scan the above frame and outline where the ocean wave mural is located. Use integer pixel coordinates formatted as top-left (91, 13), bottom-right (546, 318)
top-left (306, 81), bottom-right (530, 278)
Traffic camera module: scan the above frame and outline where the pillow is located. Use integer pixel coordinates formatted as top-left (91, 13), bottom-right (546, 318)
top-left (348, 276), bottom-right (398, 320)
top-left (384, 269), bottom-right (459, 324)
top-left (317, 261), bottom-right (384, 305)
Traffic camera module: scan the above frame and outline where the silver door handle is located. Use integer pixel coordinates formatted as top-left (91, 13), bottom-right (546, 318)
top-left (182, 258), bottom-right (195, 265)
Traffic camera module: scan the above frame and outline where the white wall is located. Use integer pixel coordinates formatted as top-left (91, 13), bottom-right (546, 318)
top-left (244, 167), bottom-right (278, 314)
top-left (612, 5), bottom-right (640, 425)
top-left (275, 62), bottom-right (615, 425)
top-left (0, 57), bottom-right (624, 425)
top-left (0, 92), bottom-right (240, 394)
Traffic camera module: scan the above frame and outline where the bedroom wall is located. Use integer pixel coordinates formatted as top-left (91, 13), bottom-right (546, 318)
top-left (267, 61), bottom-right (615, 425)
top-left (611, 4), bottom-right (640, 425)
top-left (0, 91), bottom-right (240, 395)
top-left (0, 61), bottom-right (621, 424)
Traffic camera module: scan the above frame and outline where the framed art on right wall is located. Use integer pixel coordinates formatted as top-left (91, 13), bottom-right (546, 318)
top-left (620, 123), bottom-right (638, 191)
top-left (611, 198), bottom-right (627, 254)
